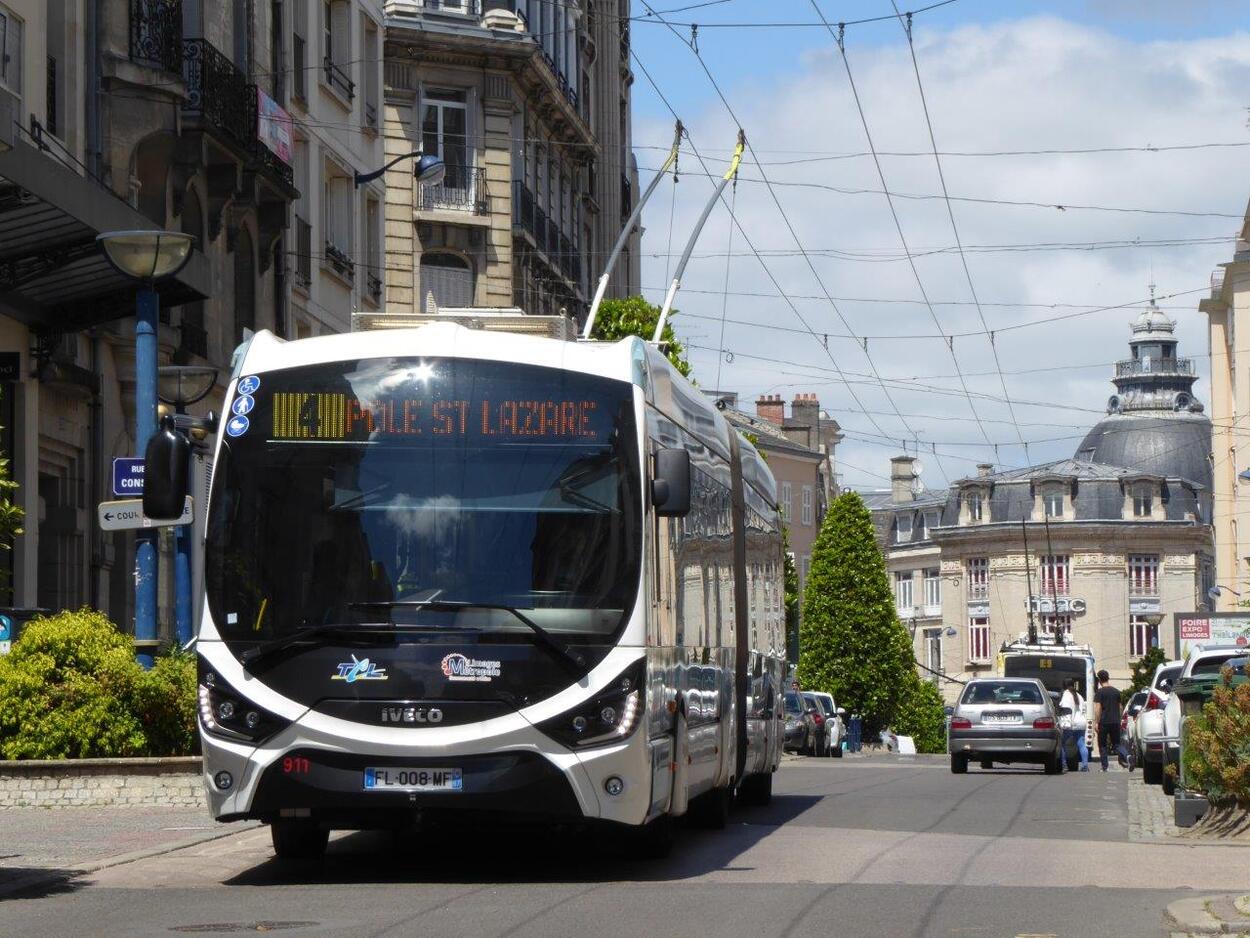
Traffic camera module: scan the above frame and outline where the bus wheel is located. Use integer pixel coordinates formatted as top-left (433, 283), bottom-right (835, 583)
top-left (738, 772), bottom-right (773, 806)
top-left (688, 786), bottom-right (731, 829)
top-left (623, 816), bottom-right (675, 860)
top-left (271, 820), bottom-right (329, 861)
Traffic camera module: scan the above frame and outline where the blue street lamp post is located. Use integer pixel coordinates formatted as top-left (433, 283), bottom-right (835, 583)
top-left (98, 231), bottom-right (195, 666)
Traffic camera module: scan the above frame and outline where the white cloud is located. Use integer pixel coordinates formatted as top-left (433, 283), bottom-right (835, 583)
top-left (636, 16), bottom-right (1250, 489)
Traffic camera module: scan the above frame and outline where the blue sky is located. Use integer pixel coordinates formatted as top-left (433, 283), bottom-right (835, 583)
top-left (628, 0), bottom-right (1250, 490)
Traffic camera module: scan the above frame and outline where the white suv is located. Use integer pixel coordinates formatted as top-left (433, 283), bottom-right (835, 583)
top-left (1135, 659), bottom-right (1183, 786)
top-left (1157, 644), bottom-right (1247, 794)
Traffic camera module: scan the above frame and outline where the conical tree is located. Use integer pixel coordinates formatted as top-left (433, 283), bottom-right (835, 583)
top-left (797, 490), bottom-right (917, 738)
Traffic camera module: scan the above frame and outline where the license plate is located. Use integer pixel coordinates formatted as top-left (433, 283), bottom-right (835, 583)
top-left (363, 767), bottom-right (463, 792)
top-left (983, 714), bottom-right (1021, 724)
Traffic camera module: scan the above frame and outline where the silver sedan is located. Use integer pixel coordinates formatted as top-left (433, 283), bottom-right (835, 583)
top-left (948, 678), bottom-right (1063, 774)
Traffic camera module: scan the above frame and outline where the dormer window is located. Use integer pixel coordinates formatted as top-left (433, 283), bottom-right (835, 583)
top-left (1133, 482), bottom-right (1153, 517)
top-left (967, 491), bottom-right (983, 522)
top-left (1043, 490), bottom-right (1063, 518)
top-left (896, 513), bottom-right (912, 544)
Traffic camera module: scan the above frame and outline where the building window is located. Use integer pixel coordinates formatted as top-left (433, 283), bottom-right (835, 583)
top-left (922, 511), bottom-right (938, 539)
top-left (924, 628), bottom-right (942, 685)
top-left (420, 253), bottom-right (474, 310)
top-left (1129, 614), bottom-right (1156, 658)
top-left (362, 16), bottom-right (380, 130)
top-left (801, 485), bottom-right (813, 526)
top-left (46, 1), bottom-right (65, 137)
top-left (323, 159), bottom-right (353, 278)
top-left (896, 513), bottom-right (912, 544)
top-left (923, 568), bottom-right (941, 608)
top-left (966, 490), bottom-right (983, 522)
top-left (0, 7), bottom-right (21, 95)
top-left (322, 0), bottom-right (353, 99)
top-left (233, 227), bottom-right (255, 344)
top-left (895, 571), bottom-right (913, 614)
top-left (1039, 554), bottom-right (1070, 597)
top-left (968, 617), bottom-right (991, 663)
top-left (1041, 614), bottom-right (1073, 640)
top-left (363, 193), bottom-right (381, 305)
top-left (1128, 554), bottom-right (1159, 597)
top-left (967, 557), bottom-right (988, 600)
top-left (421, 88), bottom-right (471, 196)
top-left (780, 482), bottom-right (791, 522)
top-left (1043, 488), bottom-right (1063, 518)
top-left (1133, 482), bottom-right (1153, 517)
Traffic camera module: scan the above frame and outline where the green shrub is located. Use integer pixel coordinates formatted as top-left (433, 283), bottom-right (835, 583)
top-left (894, 675), bottom-right (948, 754)
top-left (0, 608), bottom-right (197, 759)
top-left (1179, 669), bottom-right (1250, 807)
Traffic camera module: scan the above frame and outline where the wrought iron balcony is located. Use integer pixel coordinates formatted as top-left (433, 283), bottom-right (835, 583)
top-left (367, 272), bottom-right (383, 303)
top-left (325, 241), bottom-right (355, 282)
top-left (324, 57), bottom-right (355, 100)
top-left (183, 38), bottom-right (253, 152)
top-left (130, 0), bottom-right (183, 74)
top-left (512, 182), bottom-right (581, 287)
top-left (419, 166), bottom-right (488, 215)
top-left (538, 50), bottom-right (578, 110)
top-left (1115, 357), bottom-right (1194, 377)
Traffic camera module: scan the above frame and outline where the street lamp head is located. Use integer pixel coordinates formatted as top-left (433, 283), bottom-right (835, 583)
top-left (158, 365), bottom-right (219, 409)
top-left (97, 230), bottom-right (194, 282)
top-left (414, 154), bottom-right (446, 185)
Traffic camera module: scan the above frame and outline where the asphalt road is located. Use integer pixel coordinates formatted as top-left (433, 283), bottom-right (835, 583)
top-left (3, 755), bottom-right (1243, 938)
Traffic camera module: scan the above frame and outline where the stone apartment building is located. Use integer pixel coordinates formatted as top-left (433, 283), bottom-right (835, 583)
top-left (867, 304), bottom-right (1215, 700)
top-left (381, 0), bottom-right (640, 324)
top-left (0, 0), bottom-right (390, 640)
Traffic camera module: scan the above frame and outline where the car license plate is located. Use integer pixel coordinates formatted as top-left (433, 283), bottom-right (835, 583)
top-left (983, 714), bottom-right (1021, 724)
top-left (363, 767), bottom-right (462, 792)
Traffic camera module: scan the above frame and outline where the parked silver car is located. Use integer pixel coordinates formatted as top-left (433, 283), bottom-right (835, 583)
top-left (948, 678), bottom-right (1063, 774)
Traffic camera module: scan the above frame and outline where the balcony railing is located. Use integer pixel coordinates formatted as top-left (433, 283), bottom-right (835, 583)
top-left (183, 38), bottom-right (253, 152)
top-left (967, 583), bottom-right (988, 601)
top-left (325, 241), bottom-right (355, 282)
top-left (367, 272), bottom-right (383, 304)
top-left (411, 0), bottom-right (480, 11)
top-left (292, 34), bottom-right (307, 101)
top-left (621, 174), bottom-right (632, 216)
top-left (512, 181), bottom-right (581, 287)
top-left (1115, 357), bottom-right (1194, 377)
top-left (419, 166), bottom-right (488, 214)
top-left (364, 101), bottom-right (378, 130)
top-left (130, 0), bottom-right (183, 74)
top-left (324, 57), bottom-right (355, 100)
top-left (295, 217), bottom-right (312, 289)
top-left (538, 49), bottom-right (578, 111)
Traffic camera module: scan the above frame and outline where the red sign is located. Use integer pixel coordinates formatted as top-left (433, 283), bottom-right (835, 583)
top-left (1178, 618), bottom-right (1211, 640)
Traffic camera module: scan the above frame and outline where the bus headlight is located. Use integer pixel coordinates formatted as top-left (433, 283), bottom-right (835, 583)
top-left (537, 660), bottom-right (644, 749)
top-left (198, 667), bottom-right (289, 744)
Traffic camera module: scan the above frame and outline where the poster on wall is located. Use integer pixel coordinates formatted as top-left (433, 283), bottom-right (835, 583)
top-left (1173, 613), bottom-right (1250, 659)
top-left (256, 88), bottom-right (292, 164)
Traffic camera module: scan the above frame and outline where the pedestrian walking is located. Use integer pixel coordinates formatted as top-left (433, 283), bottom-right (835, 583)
top-left (1093, 669), bottom-right (1122, 772)
top-left (1057, 677), bottom-right (1089, 772)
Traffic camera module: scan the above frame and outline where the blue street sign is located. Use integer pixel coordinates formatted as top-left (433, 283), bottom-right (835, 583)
top-left (112, 457), bottom-right (145, 498)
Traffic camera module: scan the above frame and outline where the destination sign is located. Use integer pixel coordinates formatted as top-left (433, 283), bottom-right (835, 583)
top-left (269, 392), bottom-right (604, 442)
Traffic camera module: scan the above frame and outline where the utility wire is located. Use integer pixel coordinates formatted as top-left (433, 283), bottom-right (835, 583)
top-left (636, 0), bottom-right (952, 484)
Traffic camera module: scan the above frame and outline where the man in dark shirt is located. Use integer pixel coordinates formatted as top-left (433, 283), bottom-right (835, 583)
top-left (1093, 669), bottom-right (1123, 772)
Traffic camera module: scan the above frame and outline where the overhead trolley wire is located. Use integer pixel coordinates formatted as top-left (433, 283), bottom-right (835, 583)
top-left (636, 0), bottom-right (953, 484)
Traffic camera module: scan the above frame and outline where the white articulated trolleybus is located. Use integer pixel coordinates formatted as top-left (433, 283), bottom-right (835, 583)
top-left (998, 635), bottom-right (1097, 753)
top-left (143, 314), bottom-right (787, 859)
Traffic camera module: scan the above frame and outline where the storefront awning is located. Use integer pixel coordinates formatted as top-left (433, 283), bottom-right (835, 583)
top-left (0, 140), bottom-right (210, 330)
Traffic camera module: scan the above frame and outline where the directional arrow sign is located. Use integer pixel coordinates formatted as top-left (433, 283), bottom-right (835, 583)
top-left (97, 496), bottom-right (193, 532)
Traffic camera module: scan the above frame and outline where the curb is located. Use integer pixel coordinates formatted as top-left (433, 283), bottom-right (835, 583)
top-left (1166, 895), bottom-right (1250, 934)
top-left (0, 820), bottom-right (260, 900)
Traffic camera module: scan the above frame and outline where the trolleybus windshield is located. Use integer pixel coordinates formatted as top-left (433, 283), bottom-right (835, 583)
top-left (1002, 654), bottom-right (1091, 698)
top-left (205, 357), bottom-right (641, 646)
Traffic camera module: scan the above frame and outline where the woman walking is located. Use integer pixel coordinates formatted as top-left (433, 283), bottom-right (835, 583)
top-left (1058, 678), bottom-right (1089, 772)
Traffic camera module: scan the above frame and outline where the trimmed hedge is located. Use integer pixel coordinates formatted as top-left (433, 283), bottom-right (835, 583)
top-left (0, 608), bottom-right (197, 759)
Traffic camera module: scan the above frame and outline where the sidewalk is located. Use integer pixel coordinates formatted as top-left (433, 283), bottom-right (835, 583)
top-left (0, 805), bottom-right (257, 898)
top-left (1167, 893), bottom-right (1250, 935)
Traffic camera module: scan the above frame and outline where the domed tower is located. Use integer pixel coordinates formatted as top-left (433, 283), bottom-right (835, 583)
top-left (1075, 290), bottom-right (1212, 488)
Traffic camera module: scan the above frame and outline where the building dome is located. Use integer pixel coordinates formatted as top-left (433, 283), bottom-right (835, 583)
top-left (1074, 290), bottom-right (1212, 488)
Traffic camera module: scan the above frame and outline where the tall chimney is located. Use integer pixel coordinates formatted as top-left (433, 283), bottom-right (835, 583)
top-left (755, 393), bottom-right (784, 424)
top-left (891, 455), bottom-right (916, 503)
top-left (791, 392), bottom-right (819, 427)
top-left (977, 463), bottom-right (993, 478)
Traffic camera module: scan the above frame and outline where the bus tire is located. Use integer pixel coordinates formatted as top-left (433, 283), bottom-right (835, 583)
top-left (623, 816), bottom-right (675, 860)
top-left (270, 821), bottom-right (328, 861)
top-left (738, 772), bottom-right (773, 806)
top-left (688, 786), bottom-right (731, 829)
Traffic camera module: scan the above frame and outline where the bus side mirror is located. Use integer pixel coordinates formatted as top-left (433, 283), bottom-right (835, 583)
top-left (143, 415), bottom-right (191, 520)
top-left (652, 448), bottom-right (691, 517)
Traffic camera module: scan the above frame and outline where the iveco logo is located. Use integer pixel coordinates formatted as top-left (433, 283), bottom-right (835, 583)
top-left (381, 706), bottom-right (444, 724)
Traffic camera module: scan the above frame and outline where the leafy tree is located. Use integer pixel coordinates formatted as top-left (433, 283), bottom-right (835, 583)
top-left (797, 491), bottom-right (927, 740)
top-left (0, 609), bottom-right (196, 759)
top-left (782, 527), bottom-right (799, 663)
top-left (1178, 668), bottom-right (1250, 807)
top-left (894, 674), bottom-right (948, 754)
top-left (1125, 645), bottom-right (1168, 703)
top-left (590, 296), bottom-right (692, 377)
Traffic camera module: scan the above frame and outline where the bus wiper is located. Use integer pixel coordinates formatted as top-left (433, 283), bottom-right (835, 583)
top-left (240, 623), bottom-right (401, 673)
top-left (346, 600), bottom-right (586, 672)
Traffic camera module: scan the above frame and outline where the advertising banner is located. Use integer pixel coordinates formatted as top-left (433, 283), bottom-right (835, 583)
top-left (256, 88), bottom-right (292, 164)
top-left (1172, 613), bottom-right (1250, 659)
